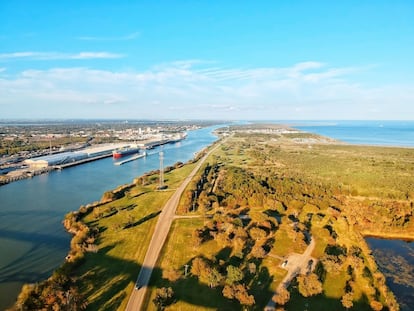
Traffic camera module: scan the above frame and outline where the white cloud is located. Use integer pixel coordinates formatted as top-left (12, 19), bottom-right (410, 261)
top-left (0, 51), bottom-right (124, 61)
top-left (0, 60), bottom-right (413, 120)
top-left (70, 52), bottom-right (124, 59)
top-left (77, 31), bottom-right (140, 41)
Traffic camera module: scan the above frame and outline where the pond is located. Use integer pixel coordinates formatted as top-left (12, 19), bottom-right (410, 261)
top-left (365, 237), bottom-right (414, 311)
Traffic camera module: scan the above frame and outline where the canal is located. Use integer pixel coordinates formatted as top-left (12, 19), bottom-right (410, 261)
top-left (0, 125), bottom-right (220, 310)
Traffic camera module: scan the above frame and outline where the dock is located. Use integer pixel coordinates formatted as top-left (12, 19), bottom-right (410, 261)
top-left (114, 152), bottom-right (147, 166)
top-left (53, 153), bottom-right (112, 170)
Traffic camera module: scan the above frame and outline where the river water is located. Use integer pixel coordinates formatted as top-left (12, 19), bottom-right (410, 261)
top-left (0, 125), bottom-right (220, 310)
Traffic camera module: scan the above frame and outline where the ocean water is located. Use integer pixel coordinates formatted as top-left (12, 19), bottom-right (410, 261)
top-left (293, 120), bottom-right (414, 147)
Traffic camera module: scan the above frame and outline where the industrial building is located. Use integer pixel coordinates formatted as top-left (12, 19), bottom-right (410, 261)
top-left (24, 143), bottom-right (127, 169)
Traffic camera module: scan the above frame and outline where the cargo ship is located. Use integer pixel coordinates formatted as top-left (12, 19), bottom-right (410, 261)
top-left (112, 145), bottom-right (140, 159)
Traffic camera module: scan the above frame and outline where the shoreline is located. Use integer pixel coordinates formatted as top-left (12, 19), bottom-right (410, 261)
top-left (363, 232), bottom-right (414, 242)
top-left (292, 122), bottom-right (414, 149)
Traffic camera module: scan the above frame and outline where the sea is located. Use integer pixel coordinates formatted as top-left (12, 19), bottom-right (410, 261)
top-left (293, 120), bottom-right (414, 147)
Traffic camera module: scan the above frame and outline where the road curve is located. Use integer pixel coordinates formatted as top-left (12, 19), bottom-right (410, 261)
top-left (125, 141), bottom-right (222, 311)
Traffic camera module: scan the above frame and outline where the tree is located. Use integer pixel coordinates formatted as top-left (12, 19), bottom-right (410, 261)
top-left (226, 265), bottom-right (244, 285)
top-left (370, 300), bottom-right (383, 311)
top-left (251, 244), bottom-right (266, 258)
top-left (191, 257), bottom-right (210, 277)
top-left (272, 287), bottom-right (290, 306)
top-left (153, 287), bottom-right (174, 311)
top-left (234, 284), bottom-right (255, 307)
top-left (341, 292), bottom-right (354, 310)
top-left (208, 268), bottom-right (223, 288)
top-left (223, 285), bottom-right (236, 299)
top-left (162, 268), bottom-right (181, 282)
top-left (297, 273), bottom-right (323, 297)
top-left (249, 227), bottom-right (267, 240)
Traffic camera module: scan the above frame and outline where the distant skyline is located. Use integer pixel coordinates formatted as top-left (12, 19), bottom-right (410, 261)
top-left (1, 1), bottom-right (413, 120)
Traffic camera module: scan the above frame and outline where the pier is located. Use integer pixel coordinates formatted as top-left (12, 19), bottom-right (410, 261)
top-left (114, 152), bottom-right (147, 165)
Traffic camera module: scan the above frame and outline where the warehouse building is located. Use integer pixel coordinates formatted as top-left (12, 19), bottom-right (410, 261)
top-left (24, 143), bottom-right (128, 169)
top-left (24, 152), bottom-right (88, 169)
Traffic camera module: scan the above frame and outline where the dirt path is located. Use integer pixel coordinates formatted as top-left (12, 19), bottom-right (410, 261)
top-left (265, 237), bottom-right (316, 311)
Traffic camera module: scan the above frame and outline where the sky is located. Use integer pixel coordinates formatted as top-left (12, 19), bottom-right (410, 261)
top-left (1, 1), bottom-right (413, 120)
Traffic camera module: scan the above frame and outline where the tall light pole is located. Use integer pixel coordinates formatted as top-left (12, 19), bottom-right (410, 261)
top-left (159, 150), bottom-right (164, 189)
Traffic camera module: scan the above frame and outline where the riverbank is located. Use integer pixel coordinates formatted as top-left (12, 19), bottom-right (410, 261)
top-left (9, 147), bottom-right (209, 310)
top-left (0, 125), bottom-right (221, 310)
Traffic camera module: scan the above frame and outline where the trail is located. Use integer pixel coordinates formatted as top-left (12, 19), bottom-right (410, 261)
top-left (265, 238), bottom-right (316, 310)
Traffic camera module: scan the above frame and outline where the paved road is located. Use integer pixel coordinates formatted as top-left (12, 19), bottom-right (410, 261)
top-left (265, 238), bottom-right (316, 311)
top-left (125, 142), bottom-right (221, 311)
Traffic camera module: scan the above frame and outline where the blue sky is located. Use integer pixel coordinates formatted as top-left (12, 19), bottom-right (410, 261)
top-left (1, 1), bottom-right (413, 120)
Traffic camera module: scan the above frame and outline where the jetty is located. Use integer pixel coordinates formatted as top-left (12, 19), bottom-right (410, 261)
top-left (114, 152), bottom-right (147, 166)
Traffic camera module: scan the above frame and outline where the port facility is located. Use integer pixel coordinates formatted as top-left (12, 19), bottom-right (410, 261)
top-left (23, 133), bottom-right (187, 169)
top-left (24, 143), bottom-right (128, 169)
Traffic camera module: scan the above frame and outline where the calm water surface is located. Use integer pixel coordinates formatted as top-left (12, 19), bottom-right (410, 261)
top-left (366, 238), bottom-right (414, 311)
top-left (0, 126), bottom-right (220, 310)
top-left (294, 120), bottom-right (414, 147)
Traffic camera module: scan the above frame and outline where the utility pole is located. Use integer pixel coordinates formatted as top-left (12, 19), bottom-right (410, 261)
top-left (159, 150), bottom-right (164, 189)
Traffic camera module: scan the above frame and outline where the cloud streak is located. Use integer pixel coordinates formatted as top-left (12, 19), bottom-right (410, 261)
top-left (0, 61), bottom-right (412, 120)
top-left (76, 32), bottom-right (140, 41)
top-left (0, 51), bottom-right (124, 61)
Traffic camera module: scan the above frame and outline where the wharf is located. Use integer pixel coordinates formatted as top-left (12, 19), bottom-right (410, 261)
top-left (114, 152), bottom-right (147, 166)
top-left (53, 153), bottom-right (112, 170)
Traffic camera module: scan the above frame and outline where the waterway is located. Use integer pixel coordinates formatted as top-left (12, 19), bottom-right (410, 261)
top-left (0, 125), bottom-right (220, 310)
top-left (365, 238), bottom-right (414, 311)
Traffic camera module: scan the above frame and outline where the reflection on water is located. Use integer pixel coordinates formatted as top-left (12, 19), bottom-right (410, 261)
top-left (366, 238), bottom-right (414, 311)
top-left (0, 125), bottom-right (220, 310)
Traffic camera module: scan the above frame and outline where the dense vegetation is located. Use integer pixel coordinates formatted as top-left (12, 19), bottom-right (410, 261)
top-left (11, 126), bottom-right (413, 310)
top-left (148, 130), bottom-right (412, 310)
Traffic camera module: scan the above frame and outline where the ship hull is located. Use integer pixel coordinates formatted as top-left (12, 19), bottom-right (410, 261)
top-left (112, 148), bottom-right (140, 158)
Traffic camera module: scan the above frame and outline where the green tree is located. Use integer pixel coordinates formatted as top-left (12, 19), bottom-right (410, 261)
top-left (153, 287), bottom-right (174, 311)
top-left (208, 268), bottom-right (223, 288)
top-left (297, 273), bottom-right (323, 297)
top-left (226, 265), bottom-right (244, 285)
